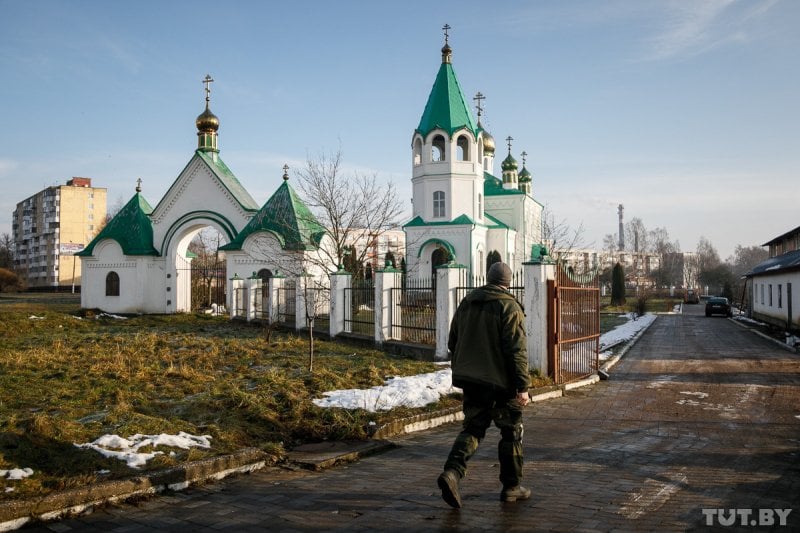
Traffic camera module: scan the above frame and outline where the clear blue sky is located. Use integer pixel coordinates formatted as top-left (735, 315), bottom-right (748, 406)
top-left (2, 0), bottom-right (798, 260)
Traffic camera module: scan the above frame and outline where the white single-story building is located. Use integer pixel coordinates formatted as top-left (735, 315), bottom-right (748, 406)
top-left (746, 225), bottom-right (800, 331)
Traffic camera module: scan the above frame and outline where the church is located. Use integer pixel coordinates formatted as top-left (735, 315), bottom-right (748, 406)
top-left (404, 29), bottom-right (544, 280)
top-left (76, 76), bottom-right (333, 314)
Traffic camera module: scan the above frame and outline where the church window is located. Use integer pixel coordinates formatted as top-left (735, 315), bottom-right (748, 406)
top-left (105, 271), bottom-right (120, 296)
top-left (456, 135), bottom-right (470, 161)
top-left (413, 138), bottom-right (423, 166)
top-left (484, 157), bottom-right (489, 171)
top-left (433, 191), bottom-right (445, 218)
top-left (478, 194), bottom-right (482, 219)
top-left (431, 135), bottom-right (446, 162)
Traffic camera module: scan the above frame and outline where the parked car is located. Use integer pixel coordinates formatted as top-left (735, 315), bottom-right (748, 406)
top-left (705, 297), bottom-right (732, 317)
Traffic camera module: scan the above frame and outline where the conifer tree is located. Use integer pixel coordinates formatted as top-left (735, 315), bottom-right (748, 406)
top-left (611, 262), bottom-right (626, 306)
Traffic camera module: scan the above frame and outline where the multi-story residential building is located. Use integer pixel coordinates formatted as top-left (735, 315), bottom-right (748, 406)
top-left (12, 177), bottom-right (107, 289)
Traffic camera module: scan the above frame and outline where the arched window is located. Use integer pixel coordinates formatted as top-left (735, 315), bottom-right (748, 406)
top-left (456, 135), bottom-right (470, 161)
top-left (413, 138), bottom-right (423, 166)
top-left (431, 134), bottom-right (446, 162)
top-left (478, 193), bottom-right (483, 219)
top-left (433, 191), bottom-right (445, 218)
top-left (105, 271), bottom-right (120, 296)
top-left (484, 156), bottom-right (489, 171)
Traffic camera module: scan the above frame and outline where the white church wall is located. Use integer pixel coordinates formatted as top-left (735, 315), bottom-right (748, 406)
top-left (150, 157), bottom-right (253, 253)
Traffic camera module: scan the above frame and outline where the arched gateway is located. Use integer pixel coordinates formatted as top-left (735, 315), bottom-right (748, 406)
top-left (77, 76), bottom-right (332, 314)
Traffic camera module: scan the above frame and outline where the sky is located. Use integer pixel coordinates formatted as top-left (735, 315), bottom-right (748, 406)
top-left (1, 0), bottom-right (798, 261)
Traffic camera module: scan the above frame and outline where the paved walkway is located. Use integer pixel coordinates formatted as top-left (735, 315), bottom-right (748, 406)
top-left (26, 312), bottom-right (800, 532)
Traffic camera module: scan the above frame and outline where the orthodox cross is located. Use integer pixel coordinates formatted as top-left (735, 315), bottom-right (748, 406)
top-left (442, 24), bottom-right (451, 44)
top-left (521, 151), bottom-right (528, 166)
top-left (135, 178), bottom-right (142, 193)
top-left (473, 92), bottom-right (485, 122)
top-left (202, 74), bottom-right (214, 105)
top-left (282, 164), bottom-right (290, 180)
top-left (506, 135), bottom-right (514, 154)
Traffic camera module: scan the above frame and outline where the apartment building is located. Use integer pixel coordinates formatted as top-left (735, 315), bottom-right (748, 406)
top-left (12, 177), bottom-right (107, 288)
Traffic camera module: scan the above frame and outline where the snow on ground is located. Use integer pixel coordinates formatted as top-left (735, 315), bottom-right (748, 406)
top-left (312, 370), bottom-right (458, 412)
top-left (75, 432), bottom-right (212, 469)
top-left (314, 314), bottom-right (657, 411)
top-left (599, 313), bottom-right (657, 361)
top-left (0, 468), bottom-right (34, 480)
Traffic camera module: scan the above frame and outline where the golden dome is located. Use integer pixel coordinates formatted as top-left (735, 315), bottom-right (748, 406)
top-left (196, 106), bottom-right (219, 133)
top-left (482, 131), bottom-right (495, 154)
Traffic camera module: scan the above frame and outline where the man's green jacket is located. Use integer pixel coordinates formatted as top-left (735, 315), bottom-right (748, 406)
top-left (447, 284), bottom-right (530, 394)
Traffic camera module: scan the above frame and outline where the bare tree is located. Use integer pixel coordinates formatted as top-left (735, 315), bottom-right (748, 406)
top-left (0, 233), bottom-right (14, 270)
top-left (624, 217), bottom-right (649, 253)
top-left (541, 205), bottom-right (585, 265)
top-left (295, 149), bottom-right (404, 276)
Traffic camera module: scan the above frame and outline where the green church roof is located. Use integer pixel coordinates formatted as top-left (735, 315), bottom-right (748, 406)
top-left (77, 192), bottom-right (158, 256)
top-left (416, 61), bottom-right (478, 138)
top-left (196, 150), bottom-right (260, 211)
top-left (483, 172), bottom-right (524, 196)
top-left (220, 178), bottom-right (326, 251)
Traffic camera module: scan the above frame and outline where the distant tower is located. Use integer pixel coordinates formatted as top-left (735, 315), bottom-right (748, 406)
top-left (618, 204), bottom-right (624, 251)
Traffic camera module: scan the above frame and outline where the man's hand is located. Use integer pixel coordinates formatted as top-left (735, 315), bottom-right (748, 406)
top-left (516, 390), bottom-right (530, 407)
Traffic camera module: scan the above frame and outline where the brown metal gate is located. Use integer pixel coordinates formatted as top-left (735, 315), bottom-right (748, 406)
top-left (547, 262), bottom-right (600, 384)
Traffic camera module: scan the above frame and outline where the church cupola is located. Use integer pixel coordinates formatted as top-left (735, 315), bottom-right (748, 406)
top-left (501, 136), bottom-right (519, 189)
top-left (518, 150), bottom-right (532, 195)
top-left (196, 74), bottom-right (219, 155)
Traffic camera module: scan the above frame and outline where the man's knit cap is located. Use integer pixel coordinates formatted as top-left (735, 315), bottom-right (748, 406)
top-left (487, 262), bottom-right (512, 287)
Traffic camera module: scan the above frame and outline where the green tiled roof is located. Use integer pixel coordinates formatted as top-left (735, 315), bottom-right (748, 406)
top-left (220, 180), bottom-right (326, 251)
top-left (416, 62), bottom-right (478, 138)
top-left (196, 151), bottom-right (260, 211)
top-left (403, 213), bottom-right (476, 228)
top-left (484, 212), bottom-right (510, 229)
top-left (77, 193), bottom-right (158, 256)
top-left (484, 172), bottom-right (523, 196)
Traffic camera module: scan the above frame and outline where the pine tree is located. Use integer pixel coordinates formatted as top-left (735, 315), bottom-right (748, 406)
top-left (611, 262), bottom-right (626, 306)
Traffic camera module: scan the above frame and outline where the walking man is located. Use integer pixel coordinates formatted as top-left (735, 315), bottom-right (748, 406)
top-left (438, 262), bottom-right (531, 508)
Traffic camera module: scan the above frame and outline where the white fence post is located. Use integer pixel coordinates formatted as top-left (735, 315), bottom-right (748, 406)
top-left (329, 268), bottom-right (351, 337)
top-left (374, 263), bottom-right (399, 345)
top-left (269, 274), bottom-right (285, 325)
top-left (229, 274), bottom-right (243, 319)
top-left (246, 272), bottom-right (260, 322)
top-left (523, 257), bottom-right (555, 375)
top-left (435, 262), bottom-right (467, 361)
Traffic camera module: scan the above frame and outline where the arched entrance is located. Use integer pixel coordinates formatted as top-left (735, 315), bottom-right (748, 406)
top-left (162, 215), bottom-right (235, 314)
top-left (431, 245), bottom-right (451, 278)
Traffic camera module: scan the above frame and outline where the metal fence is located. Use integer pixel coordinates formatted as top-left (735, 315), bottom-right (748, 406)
top-left (454, 269), bottom-right (525, 307)
top-left (390, 275), bottom-right (436, 345)
top-left (276, 280), bottom-right (296, 326)
top-left (548, 262), bottom-right (600, 384)
top-left (344, 278), bottom-right (374, 335)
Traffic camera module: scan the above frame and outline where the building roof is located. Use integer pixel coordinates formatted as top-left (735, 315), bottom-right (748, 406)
top-left (77, 193), bottom-right (158, 256)
top-left (220, 178), bottom-right (326, 251)
top-left (416, 61), bottom-right (478, 138)
top-left (746, 249), bottom-right (800, 276)
top-left (196, 150), bottom-right (260, 211)
top-left (762, 225), bottom-right (800, 247)
top-left (403, 214), bottom-right (475, 228)
top-left (483, 172), bottom-right (524, 196)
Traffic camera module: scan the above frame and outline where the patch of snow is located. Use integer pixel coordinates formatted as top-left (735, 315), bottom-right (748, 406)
top-left (679, 391), bottom-right (709, 399)
top-left (4, 487), bottom-right (13, 493)
top-left (28, 315), bottom-right (45, 320)
top-left (96, 312), bottom-right (127, 320)
top-left (75, 432), bottom-right (212, 469)
top-left (676, 399), bottom-right (701, 406)
top-left (733, 316), bottom-right (767, 327)
top-left (313, 369), bottom-right (459, 412)
top-left (599, 313), bottom-right (657, 361)
top-left (0, 468), bottom-right (34, 480)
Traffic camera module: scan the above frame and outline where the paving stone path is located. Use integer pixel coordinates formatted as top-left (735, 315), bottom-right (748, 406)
top-left (25, 310), bottom-right (800, 532)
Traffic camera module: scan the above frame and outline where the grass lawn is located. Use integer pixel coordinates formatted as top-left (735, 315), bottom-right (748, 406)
top-left (0, 293), bottom-right (549, 500)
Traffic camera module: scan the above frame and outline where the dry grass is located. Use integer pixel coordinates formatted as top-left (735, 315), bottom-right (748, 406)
top-left (0, 294), bottom-right (455, 500)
